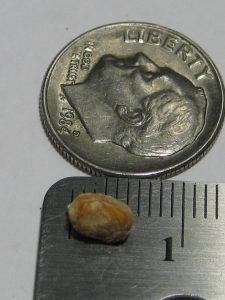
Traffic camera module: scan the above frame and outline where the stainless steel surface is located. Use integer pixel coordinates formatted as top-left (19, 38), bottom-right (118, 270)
top-left (40, 22), bottom-right (225, 178)
top-left (34, 177), bottom-right (225, 300)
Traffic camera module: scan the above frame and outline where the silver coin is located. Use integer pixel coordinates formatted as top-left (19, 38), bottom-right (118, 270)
top-left (40, 22), bottom-right (225, 178)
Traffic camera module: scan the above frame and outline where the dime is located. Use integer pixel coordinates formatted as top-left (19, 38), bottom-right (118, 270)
top-left (40, 22), bottom-right (225, 178)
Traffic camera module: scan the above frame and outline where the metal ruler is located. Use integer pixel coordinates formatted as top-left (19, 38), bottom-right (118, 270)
top-left (34, 177), bottom-right (225, 300)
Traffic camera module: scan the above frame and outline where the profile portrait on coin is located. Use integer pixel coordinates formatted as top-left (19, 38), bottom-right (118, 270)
top-left (62, 52), bottom-right (207, 157)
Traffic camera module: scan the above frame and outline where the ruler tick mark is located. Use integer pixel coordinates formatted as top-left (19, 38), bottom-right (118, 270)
top-left (181, 182), bottom-right (185, 248)
top-left (137, 180), bottom-right (141, 216)
top-left (171, 182), bottom-right (174, 217)
top-left (204, 184), bottom-right (207, 219)
top-left (116, 178), bottom-right (119, 199)
top-left (127, 179), bottom-right (130, 205)
top-left (149, 181), bottom-right (152, 217)
top-left (193, 183), bottom-right (196, 218)
top-left (160, 181), bottom-right (163, 217)
top-left (71, 189), bottom-right (74, 202)
top-left (104, 178), bottom-right (108, 195)
top-left (216, 184), bottom-right (219, 219)
top-left (68, 189), bottom-right (74, 239)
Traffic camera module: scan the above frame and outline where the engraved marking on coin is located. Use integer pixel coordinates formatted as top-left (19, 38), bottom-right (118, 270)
top-left (125, 28), bottom-right (162, 45)
top-left (162, 35), bottom-right (179, 52)
top-left (57, 107), bottom-right (75, 135)
top-left (195, 65), bottom-right (213, 80)
top-left (66, 47), bottom-right (82, 84)
top-left (59, 93), bottom-right (67, 102)
top-left (175, 43), bottom-right (192, 62)
top-left (124, 29), bottom-right (213, 80)
top-left (73, 130), bottom-right (80, 137)
top-left (62, 52), bottom-right (207, 157)
top-left (80, 41), bottom-right (95, 71)
top-left (187, 53), bottom-right (203, 68)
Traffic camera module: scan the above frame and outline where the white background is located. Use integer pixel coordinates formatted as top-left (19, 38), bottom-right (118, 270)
top-left (1, 1), bottom-right (225, 299)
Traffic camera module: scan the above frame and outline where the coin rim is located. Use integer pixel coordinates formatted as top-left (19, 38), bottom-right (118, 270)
top-left (39, 22), bottom-right (225, 178)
